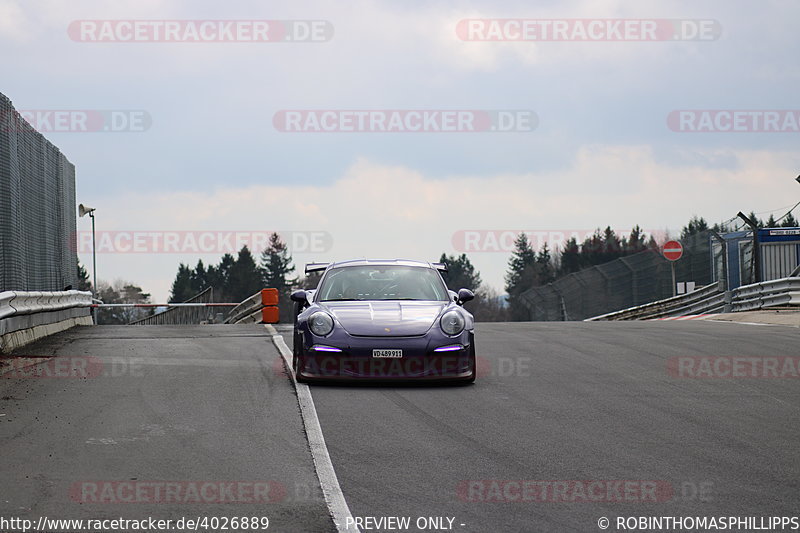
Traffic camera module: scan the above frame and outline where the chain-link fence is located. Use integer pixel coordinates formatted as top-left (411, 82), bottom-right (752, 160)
top-left (520, 231), bottom-right (714, 320)
top-left (0, 93), bottom-right (77, 292)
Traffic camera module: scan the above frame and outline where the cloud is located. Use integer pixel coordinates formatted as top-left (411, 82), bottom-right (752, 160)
top-left (0, 0), bottom-right (30, 42)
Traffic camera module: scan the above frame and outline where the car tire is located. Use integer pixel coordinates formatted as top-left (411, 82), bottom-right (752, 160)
top-left (293, 329), bottom-right (309, 383)
top-left (465, 336), bottom-right (476, 383)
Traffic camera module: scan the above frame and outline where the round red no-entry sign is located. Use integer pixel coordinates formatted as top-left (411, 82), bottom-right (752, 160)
top-left (663, 240), bottom-right (683, 261)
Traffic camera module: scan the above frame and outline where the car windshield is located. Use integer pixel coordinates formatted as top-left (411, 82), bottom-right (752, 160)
top-left (318, 265), bottom-right (449, 302)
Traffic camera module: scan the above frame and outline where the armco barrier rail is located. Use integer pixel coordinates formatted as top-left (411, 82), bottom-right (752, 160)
top-left (730, 277), bottom-right (800, 312)
top-left (224, 289), bottom-right (280, 324)
top-left (0, 290), bottom-right (93, 319)
top-left (128, 288), bottom-right (233, 325)
top-left (587, 276), bottom-right (800, 321)
top-left (586, 282), bottom-right (724, 321)
top-left (0, 290), bottom-right (93, 352)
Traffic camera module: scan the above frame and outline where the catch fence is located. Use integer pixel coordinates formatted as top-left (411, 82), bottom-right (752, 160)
top-left (0, 93), bottom-right (77, 292)
top-left (519, 231), bottom-right (714, 320)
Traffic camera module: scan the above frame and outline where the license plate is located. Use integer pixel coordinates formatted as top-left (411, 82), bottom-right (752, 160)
top-left (373, 349), bottom-right (403, 358)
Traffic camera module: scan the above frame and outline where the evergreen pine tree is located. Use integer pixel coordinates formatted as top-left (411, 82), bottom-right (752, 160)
top-left (439, 253), bottom-right (482, 292)
top-left (260, 233), bottom-right (298, 320)
top-left (602, 226), bottom-right (622, 263)
top-left (534, 243), bottom-right (555, 285)
top-left (228, 246), bottom-right (263, 302)
top-left (168, 264), bottom-right (194, 303)
top-left (781, 212), bottom-right (798, 227)
top-left (681, 216), bottom-right (709, 239)
top-left (77, 260), bottom-right (92, 292)
top-left (504, 233), bottom-right (537, 320)
top-left (747, 212), bottom-right (764, 228)
top-left (190, 259), bottom-right (208, 294)
top-left (766, 214), bottom-right (778, 228)
top-left (217, 253), bottom-right (236, 299)
top-left (558, 237), bottom-right (581, 276)
top-left (626, 225), bottom-right (648, 254)
top-left (260, 233), bottom-right (297, 294)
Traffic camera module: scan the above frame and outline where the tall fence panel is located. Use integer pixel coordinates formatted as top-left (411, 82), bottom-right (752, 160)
top-left (520, 231), bottom-right (713, 321)
top-left (0, 92), bottom-right (77, 292)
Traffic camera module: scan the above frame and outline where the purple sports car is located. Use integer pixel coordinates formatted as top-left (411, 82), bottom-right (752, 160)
top-left (290, 259), bottom-right (476, 383)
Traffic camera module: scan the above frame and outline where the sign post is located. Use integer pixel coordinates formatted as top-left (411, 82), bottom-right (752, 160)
top-left (663, 240), bottom-right (684, 296)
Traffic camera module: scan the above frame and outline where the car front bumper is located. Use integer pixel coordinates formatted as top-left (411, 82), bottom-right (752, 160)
top-left (296, 331), bottom-right (474, 381)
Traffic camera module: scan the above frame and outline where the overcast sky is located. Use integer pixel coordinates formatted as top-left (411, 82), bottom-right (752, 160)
top-left (3, 0), bottom-right (799, 301)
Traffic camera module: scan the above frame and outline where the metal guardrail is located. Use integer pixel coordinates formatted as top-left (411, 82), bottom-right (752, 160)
top-left (586, 282), bottom-right (724, 321)
top-left (730, 277), bottom-right (800, 312)
top-left (129, 288), bottom-right (232, 325)
top-left (224, 292), bottom-right (264, 324)
top-left (224, 289), bottom-right (280, 324)
top-left (587, 276), bottom-right (800, 321)
top-left (0, 290), bottom-right (93, 320)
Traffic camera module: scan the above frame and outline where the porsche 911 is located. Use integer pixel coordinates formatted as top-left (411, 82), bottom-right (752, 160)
top-left (290, 259), bottom-right (476, 383)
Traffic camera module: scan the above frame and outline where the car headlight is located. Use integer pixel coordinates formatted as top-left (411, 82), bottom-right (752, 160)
top-left (440, 310), bottom-right (465, 336)
top-left (308, 312), bottom-right (334, 336)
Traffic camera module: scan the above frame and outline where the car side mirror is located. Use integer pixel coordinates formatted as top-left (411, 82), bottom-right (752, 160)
top-left (457, 288), bottom-right (474, 305)
top-left (290, 290), bottom-right (308, 303)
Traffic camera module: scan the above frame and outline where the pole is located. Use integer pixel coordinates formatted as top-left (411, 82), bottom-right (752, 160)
top-left (736, 212), bottom-right (761, 283)
top-left (90, 212), bottom-right (97, 324)
top-left (671, 262), bottom-right (676, 297)
top-left (709, 229), bottom-right (728, 291)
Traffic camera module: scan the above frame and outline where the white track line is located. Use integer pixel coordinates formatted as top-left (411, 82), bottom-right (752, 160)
top-left (265, 325), bottom-right (359, 533)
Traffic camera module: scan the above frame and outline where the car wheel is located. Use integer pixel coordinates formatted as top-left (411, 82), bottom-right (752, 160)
top-left (293, 329), bottom-right (309, 383)
top-left (465, 337), bottom-right (476, 383)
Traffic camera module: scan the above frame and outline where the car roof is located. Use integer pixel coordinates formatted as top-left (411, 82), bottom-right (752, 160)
top-left (329, 259), bottom-right (436, 269)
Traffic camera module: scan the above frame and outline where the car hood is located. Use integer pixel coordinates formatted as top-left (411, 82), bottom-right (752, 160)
top-left (320, 301), bottom-right (447, 337)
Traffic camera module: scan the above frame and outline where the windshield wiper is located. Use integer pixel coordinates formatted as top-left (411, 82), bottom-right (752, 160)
top-left (323, 298), bottom-right (364, 301)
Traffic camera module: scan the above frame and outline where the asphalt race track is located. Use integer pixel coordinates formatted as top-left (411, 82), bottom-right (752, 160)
top-left (1, 321), bottom-right (798, 532)
top-left (0, 326), bottom-right (335, 533)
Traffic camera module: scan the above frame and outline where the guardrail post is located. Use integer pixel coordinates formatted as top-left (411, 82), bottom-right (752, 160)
top-left (619, 257), bottom-right (638, 306)
top-left (709, 229), bottom-right (729, 291)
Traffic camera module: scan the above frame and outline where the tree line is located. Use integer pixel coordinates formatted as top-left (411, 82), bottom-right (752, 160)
top-left (169, 232), bottom-right (298, 318)
top-left (79, 210), bottom-right (798, 324)
top-left (502, 212), bottom-right (799, 320)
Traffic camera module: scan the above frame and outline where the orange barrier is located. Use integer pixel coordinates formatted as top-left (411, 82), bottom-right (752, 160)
top-left (261, 288), bottom-right (280, 323)
top-left (261, 306), bottom-right (279, 324)
top-left (261, 288), bottom-right (279, 306)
